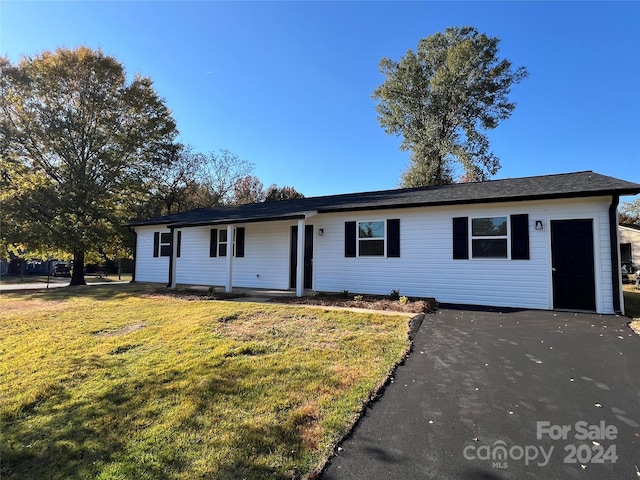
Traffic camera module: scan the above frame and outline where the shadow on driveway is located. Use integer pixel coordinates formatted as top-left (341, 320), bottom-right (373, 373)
top-left (321, 306), bottom-right (640, 480)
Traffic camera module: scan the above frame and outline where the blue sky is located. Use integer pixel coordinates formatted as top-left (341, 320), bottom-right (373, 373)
top-left (2, 1), bottom-right (639, 200)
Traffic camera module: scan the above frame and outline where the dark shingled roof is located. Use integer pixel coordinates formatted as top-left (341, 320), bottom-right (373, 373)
top-left (620, 223), bottom-right (640, 231)
top-left (126, 171), bottom-right (640, 228)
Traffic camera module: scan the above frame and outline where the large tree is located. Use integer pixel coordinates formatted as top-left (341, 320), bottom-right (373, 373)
top-left (146, 144), bottom-right (203, 216)
top-left (141, 148), bottom-right (256, 217)
top-left (0, 47), bottom-right (178, 285)
top-left (233, 175), bottom-right (265, 204)
top-left (619, 198), bottom-right (640, 225)
top-left (372, 26), bottom-right (528, 186)
top-left (264, 184), bottom-right (304, 202)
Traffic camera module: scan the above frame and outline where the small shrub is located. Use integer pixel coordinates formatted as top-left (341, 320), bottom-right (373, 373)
top-left (399, 296), bottom-right (409, 305)
top-left (353, 295), bottom-right (363, 301)
top-left (340, 289), bottom-right (350, 298)
top-left (389, 289), bottom-right (400, 300)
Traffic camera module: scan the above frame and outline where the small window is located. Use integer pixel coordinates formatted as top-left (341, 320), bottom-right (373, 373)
top-left (159, 232), bottom-right (172, 257)
top-left (358, 221), bottom-right (385, 256)
top-left (216, 227), bottom-right (245, 257)
top-left (471, 217), bottom-right (507, 258)
top-left (218, 229), bottom-right (228, 257)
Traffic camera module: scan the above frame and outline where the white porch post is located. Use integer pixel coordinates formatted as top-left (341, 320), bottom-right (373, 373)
top-left (296, 219), bottom-right (305, 297)
top-left (169, 228), bottom-right (178, 289)
top-left (225, 224), bottom-right (233, 293)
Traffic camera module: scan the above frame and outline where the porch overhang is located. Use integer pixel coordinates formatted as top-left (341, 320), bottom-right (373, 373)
top-left (169, 212), bottom-right (317, 229)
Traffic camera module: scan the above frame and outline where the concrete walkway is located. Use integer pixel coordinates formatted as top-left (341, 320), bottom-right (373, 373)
top-left (321, 306), bottom-right (640, 480)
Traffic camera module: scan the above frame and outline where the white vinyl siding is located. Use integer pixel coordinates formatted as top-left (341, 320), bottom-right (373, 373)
top-left (134, 195), bottom-right (617, 314)
top-left (174, 221), bottom-right (291, 289)
top-left (135, 226), bottom-right (170, 283)
top-left (619, 226), bottom-right (640, 265)
top-left (313, 197), bottom-right (615, 313)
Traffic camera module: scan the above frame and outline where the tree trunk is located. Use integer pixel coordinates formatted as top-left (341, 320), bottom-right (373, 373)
top-left (70, 250), bottom-right (87, 286)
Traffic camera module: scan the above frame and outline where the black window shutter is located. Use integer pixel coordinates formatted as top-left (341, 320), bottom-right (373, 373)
top-left (176, 231), bottom-right (182, 258)
top-left (209, 229), bottom-right (218, 257)
top-left (345, 221), bottom-right (356, 257)
top-left (387, 219), bottom-right (400, 257)
top-left (153, 232), bottom-right (160, 257)
top-left (453, 217), bottom-right (469, 259)
top-left (510, 214), bottom-right (530, 260)
top-left (235, 227), bottom-right (245, 258)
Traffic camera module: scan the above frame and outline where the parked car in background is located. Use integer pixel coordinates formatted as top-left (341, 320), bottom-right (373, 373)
top-left (52, 263), bottom-right (71, 277)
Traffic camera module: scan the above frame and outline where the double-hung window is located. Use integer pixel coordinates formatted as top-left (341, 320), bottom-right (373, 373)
top-left (153, 232), bottom-right (172, 257)
top-left (453, 214), bottom-right (529, 260)
top-left (345, 219), bottom-right (400, 258)
top-left (209, 227), bottom-right (245, 258)
top-left (358, 221), bottom-right (385, 256)
top-left (218, 229), bottom-right (228, 257)
top-left (471, 217), bottom-right (508, 258)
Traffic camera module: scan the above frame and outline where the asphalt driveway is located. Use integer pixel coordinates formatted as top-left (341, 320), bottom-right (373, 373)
top-left (321, 306), bottom-right (640, 480)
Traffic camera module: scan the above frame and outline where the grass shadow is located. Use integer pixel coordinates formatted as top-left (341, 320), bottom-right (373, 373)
top-left (2, 352), bottom-right (182, 479)
top-left (0, 283), bottom-right (154, 302)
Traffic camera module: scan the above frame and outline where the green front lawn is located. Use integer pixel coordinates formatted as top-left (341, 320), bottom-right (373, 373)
top-left (0, 285), bottom-right (410, 479)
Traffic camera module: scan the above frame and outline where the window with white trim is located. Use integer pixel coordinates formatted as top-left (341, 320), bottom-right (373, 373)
top-left (210, 227), bottom-right (245, 258)
top-left (358, 221), bottom-right (385, 256)
top-left (345, 220), bottom-right (400, 258)
top-left (218, 229), bottom-right (228, 257)
top-left (471, 216), bottom-right (508, 258)
top-left (155, 232), bottom-right (171, 257)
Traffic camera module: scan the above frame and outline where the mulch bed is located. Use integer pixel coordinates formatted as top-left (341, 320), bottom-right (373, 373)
top-left (147, 287), bottom-right (437, 313)
top-left (270, 294), bottom-right (437, 314)
top-left (145, 288), bottom-right (247, 301)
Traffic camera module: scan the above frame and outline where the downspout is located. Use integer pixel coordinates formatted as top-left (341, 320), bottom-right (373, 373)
top-left (128, 226), bottom-right (137, 283)
top-left (609, 195), bottom-right (622, 315)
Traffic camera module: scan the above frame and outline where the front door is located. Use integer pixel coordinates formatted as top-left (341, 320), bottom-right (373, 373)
top-left (551, 219), bottom-right (596, 311)
top-left (290, 225), bottom-right (313, 289)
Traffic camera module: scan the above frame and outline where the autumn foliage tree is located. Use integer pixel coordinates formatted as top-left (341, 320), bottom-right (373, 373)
top-left (619, 198), bottom-right (640, 226)
top-left (233, 176), bottom-right (265, 204)
top-left (0, 47), bottom-right (178, 284)
top-left (141, 147), bottom-right (255, 217)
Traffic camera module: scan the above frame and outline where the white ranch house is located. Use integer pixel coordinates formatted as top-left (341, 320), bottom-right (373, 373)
top-left (127, 171), bottom-right (640, 315)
